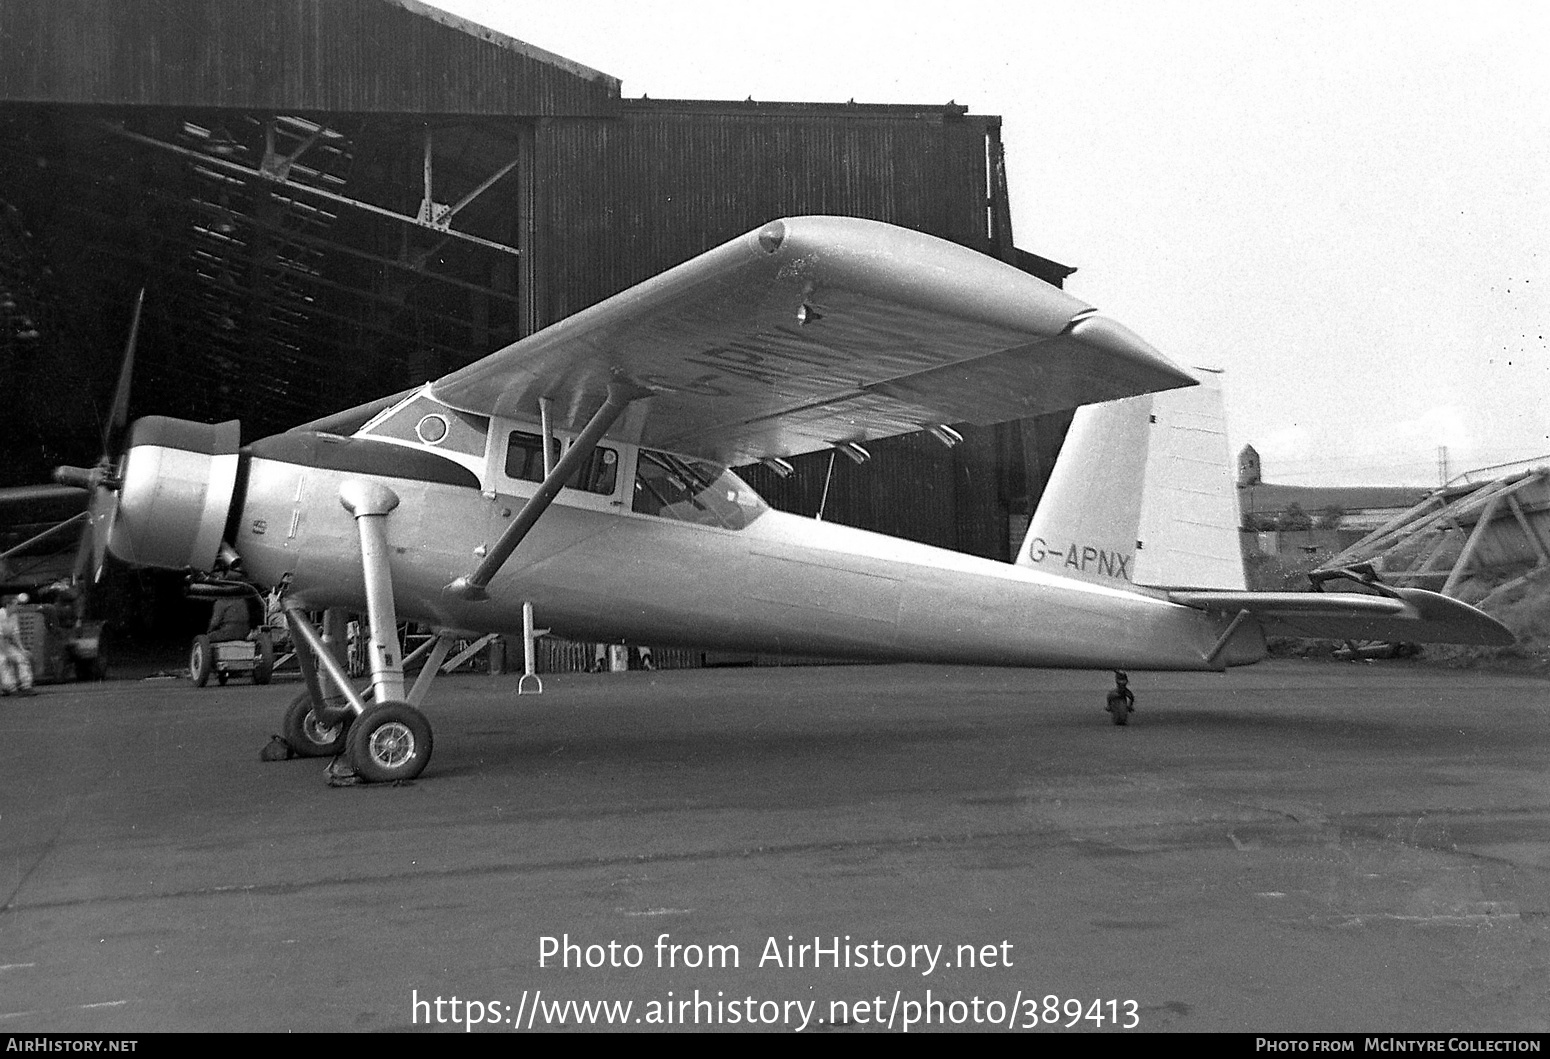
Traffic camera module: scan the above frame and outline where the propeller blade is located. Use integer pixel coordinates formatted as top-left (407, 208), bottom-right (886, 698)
top-left (102, 288), bottom-right (144, 455)
top-left (70, 516), bottom-right (94, 581)
top-left (85, 477), bottom-right (118, 583)
top-left (69, 289), bottom-right (145, 581)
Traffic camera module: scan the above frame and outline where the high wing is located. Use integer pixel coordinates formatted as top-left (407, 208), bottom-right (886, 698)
top-left (430, 216), bottom-right (1196, 466)
top-left (1170, 589), bottom-right (1515, 647)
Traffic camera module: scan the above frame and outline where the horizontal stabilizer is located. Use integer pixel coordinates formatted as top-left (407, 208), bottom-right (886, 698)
top-left (1170, 588), bottom-right (1514, 646)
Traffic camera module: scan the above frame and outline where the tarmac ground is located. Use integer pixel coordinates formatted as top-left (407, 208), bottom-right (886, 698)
top-left (1, 659), bottom-right (1547, 1033)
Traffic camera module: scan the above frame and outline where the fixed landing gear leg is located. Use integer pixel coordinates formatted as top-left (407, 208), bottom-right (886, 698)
top-left (335, 480), bottom-right (433, 783)
top-left (1105, 670), bottom-right (1135, 726)
top-left (283, 604), bottom-right (374, 757)
top-left (280, 609), bottom-right (354, 758)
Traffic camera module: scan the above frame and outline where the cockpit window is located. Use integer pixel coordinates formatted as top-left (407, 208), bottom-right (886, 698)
top-left (631, 450), bottom-right (767, 530)
top-left (505, 431), bottom-right (619, 496)
top-left (575, 447), bottom-right (618, 495)
top-left (362, 395), bottom-right (488, 459)
top-left (505, 431), bottom-right (556, 482)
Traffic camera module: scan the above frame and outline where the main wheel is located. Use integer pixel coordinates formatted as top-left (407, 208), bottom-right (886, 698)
top-left (253, 633), bottom-right (275, 685)
top-left (346, 700), bottom-right (432, 783)
top-left (282, 691), bottom-right (350, 757)
top-left (190, 635), bottom-right (214, 687)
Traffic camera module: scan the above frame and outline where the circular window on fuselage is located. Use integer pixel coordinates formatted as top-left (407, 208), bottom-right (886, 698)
top-left (416, 414), bottom-right (449, 444)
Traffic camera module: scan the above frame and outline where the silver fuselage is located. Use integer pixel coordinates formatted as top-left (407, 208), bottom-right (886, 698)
top-left (230, 411), bottom-right (1265, 672)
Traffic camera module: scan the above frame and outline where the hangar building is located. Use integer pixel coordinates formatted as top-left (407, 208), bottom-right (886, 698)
top-left (0, 0), bottom-right (1079, 638)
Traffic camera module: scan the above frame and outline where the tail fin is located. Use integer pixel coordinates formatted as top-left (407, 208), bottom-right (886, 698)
top-left (1017, 369), bottom-right (1244, 590)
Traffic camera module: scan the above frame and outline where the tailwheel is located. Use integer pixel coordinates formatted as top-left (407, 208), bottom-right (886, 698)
top-left (346, 700), bottom-right (433, 783)
top-left (282, 690), bottom-right (351, 758)
top-left (1105, 671), bottom-right (1135, 726)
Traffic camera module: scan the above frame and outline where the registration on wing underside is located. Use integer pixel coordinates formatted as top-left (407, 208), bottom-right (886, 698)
top-left (657, 329), bottom-right (1177, 461)
top-left (430, 217), bottom-right (1196, 466)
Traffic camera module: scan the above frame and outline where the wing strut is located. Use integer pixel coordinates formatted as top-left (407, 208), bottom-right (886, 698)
top-left (1203, 608), bottom-right (1255, 669)
top-left (0, 510), bottom-right (89, 562)
top-left (447, 383), bottom-right (643, 602)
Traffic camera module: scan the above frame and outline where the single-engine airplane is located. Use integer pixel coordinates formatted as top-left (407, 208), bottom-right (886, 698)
top-left (51, 217), bottom-right (1511, 782)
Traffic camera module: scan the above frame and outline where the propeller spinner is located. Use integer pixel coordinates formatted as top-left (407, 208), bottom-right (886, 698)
top-left (50, 291), bottom-right (247, 579)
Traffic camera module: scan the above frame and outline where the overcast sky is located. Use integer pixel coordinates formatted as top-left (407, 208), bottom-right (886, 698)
top-left (428, 1), bottom-right (1547, 486)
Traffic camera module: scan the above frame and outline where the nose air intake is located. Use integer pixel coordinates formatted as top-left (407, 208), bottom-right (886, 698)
top-left (110, 417), bottom-right (242, 571)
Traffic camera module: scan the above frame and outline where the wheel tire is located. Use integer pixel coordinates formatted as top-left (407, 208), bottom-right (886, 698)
top-left (216, 671), bottom-right (229, 686)
top-left (282, 691), bottom-right (350, 758)
top-left (1106, 690), bottom-right (1132, 726)
top-left (346, 700), bottom-right (432, 783)
top-left (190, 635), bottom-right (213, 687)
top-left (253, 633), bottom-right (274, 685)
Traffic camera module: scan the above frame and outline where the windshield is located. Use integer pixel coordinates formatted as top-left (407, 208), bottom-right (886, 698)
top-left (631, 450), bottom-right (767, 530)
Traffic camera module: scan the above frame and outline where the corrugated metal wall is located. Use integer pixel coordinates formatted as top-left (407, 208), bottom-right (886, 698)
top-left (530, 101), bottom-right (994, 323)
top-left (0, 0), bottom-right (619, 115)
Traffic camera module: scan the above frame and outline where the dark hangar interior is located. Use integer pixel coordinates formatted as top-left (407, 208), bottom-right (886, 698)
top-left (0, 0), bottom-right (1081, 638)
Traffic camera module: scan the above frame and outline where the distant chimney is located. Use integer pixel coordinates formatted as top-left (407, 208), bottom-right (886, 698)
top-left (1238, 445), bottom-right (1262, 487)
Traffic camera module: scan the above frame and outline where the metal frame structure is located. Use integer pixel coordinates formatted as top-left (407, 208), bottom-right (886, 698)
top-left (1317, 468), bottom-right (1550, 598)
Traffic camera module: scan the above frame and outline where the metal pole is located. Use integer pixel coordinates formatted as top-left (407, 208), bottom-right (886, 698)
top-left (102, 121), bottom-right (522, 258)
top-left (1442, 495), bottom-right (1503, 598)
top-left (441, 633), bottom-right (498, 672)
top-left (422, 127), bottom-right (434, 220)
top-left (1506, 488), bottom-right (1550, 565)
top-left (283, 604), bottom-right (370, 717)
top-left (1204, 609), bottom-right (1254, 668)
top-left (539, 396), bottom-right (555, 478)
top-left (321, 608), bottom-right (349, 667)
top-left (444, 157), bottom-right (521, 225)
top-left (816, 451), bottom-right (836, 522)
top-left (285, 606), bottom-right (332, 715)
top-left (519, 601), bottom-right (542, 695)
top-left (408, 634), bottom-right (457, 706)
top-left (0, 510), bottom-right (88, 562)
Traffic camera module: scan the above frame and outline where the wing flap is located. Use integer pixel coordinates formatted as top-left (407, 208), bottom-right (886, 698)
top-left (431, 217), bottom-right (1196, 465)
top-left (1171, 588), bottom-right (1514, 646)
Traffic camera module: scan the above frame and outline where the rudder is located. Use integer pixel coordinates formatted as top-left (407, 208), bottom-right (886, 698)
top-left (1018, 370), bottom-right (1244, 590)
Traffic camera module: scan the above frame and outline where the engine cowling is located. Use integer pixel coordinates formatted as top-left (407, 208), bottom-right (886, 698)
top-left (109, 417), bottom-right (242, 571)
